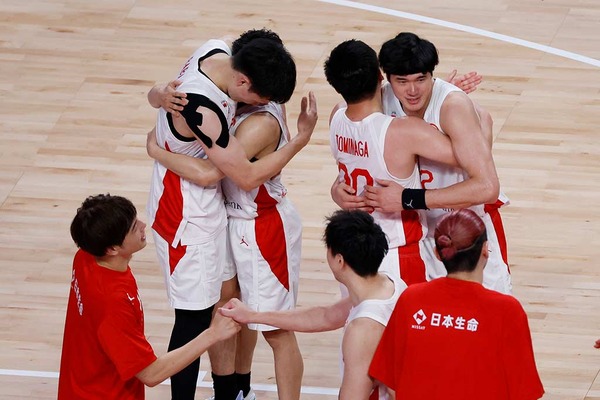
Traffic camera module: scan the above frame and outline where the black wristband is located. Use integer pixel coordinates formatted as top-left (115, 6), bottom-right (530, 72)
top-left (401, 188), bottom-right (428, 210)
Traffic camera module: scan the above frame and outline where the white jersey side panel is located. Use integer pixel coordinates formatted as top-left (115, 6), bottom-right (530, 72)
top-left (148, 39), bottom-right (234, 246)
top-left (221, 102), bottom-right (289, 219)
top-left (329, 108), bottom-right (427, 248)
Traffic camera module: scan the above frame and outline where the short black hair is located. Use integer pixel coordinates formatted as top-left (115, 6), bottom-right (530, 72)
top-left (231, 28), bottom-right (283, 55)
top-left (70, 194), bottom-right (137, 257)
top-left (323, 210), bottom-right (388, 277)
top-left (324, 39), bottom-right (380, 103)
top-left (379, 32), bottom-right (439, 78)
top-left (232, 38), bottom-right (296, 104)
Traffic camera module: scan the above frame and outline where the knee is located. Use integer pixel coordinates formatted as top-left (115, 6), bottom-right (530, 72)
top-left (263, 329), bottom-right (296, 349)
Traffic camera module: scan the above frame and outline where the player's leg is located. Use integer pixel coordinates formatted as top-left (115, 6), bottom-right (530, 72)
top-left (153, 231), bottom-right (225, 399)
top-left (235, 325), bottom-right (258, 399)
top-left (208, 250), bottom-right (242, 400)
top-left (262, 329), bottom-right (303, 400)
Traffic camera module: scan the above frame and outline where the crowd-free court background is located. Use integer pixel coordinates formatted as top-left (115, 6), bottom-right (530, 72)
top-left (0, 0), bottom-right (599, 398)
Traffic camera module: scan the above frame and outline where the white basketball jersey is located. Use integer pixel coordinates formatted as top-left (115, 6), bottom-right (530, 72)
top-left (345, 273), bottom-right (406, 400)
top-left (148, 40), bottom-right (235, 246)
top-left (382, 79), bottom-right (487, 234)
top-left (221, 102), bottom-right (289, 220)
top-left (330, 108), bottom-right (427, 248)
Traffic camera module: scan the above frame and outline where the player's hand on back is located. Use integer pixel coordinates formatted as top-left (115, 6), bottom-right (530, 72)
top-left (447, 70), bottom-right (482, 94)
top-left (295, 91), bottom-right (318, 147)
top-left (331, 178), bottom-right (372, 212)
top-left (364, 179), bottom-right (407, 213)
top-left (159, 80), bottom-right (189, 116)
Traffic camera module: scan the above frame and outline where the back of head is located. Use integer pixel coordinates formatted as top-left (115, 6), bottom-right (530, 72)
top-left (70, 194), bottom-right (137, 257)
top-left (231, 28), bottom-right (283, 55)
top-left (434, 209), bottom-right (487, 274)
top-left (323, 210), bottom-right (388, 277)
top-left (324, 39), bottom-right (380, 104)
top-left (379, 32), bottom-right (439, 78)
top-left (232, 37), bottom-right (296, 104)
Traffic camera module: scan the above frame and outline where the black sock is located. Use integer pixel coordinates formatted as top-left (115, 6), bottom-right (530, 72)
top-left (168, 307), bottom-right (214, 400)
top-left (236, 372), bottom-right (251, 397)
top-left (212, 372), bottom-right (239, 400)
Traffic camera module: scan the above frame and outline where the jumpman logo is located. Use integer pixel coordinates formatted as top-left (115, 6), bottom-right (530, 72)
top-left (240, 236), bottom-right (249, 247)
top-left (404, 199), bottom-right (414, 209)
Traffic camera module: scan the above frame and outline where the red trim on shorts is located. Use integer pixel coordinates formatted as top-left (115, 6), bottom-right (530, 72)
top-left (369, 388), bottom-right (378, 400)
top-left (399, 210), bottom-right (426, 285)
top-left (168, 242), bottom-right (187, 275)
top-left (255, 185), bottom-right (289, 291)
top-left (484, 200), bottom-right (509, 271)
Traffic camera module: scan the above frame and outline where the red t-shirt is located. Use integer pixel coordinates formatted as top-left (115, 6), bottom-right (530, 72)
top-left (58, 250), bottom-right (157, 399)
top-left (369, 277), bottom-right (544, 400)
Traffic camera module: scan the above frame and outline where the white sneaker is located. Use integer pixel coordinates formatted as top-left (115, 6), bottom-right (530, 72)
top-left (206, 390), bottom-right (255, 400)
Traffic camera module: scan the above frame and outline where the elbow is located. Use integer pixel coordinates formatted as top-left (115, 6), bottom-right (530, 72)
top-left (481, 179), bottom-right (500, 204)
top-left (139, 375), bottom-right (162, 388)
top-left (238, 180), bottom-right (261, 192)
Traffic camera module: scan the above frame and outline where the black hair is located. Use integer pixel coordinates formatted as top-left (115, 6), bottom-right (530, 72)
top-left (232, 38), bottom-right (296, 104)
top-left (379, 32), bottom-right (439, 78)
top-left (324, 39), bottom-right (380, 103)
top-left (323, 210), bottom-right (388, 277)
top-left (231, 28), bottom-right (283, 55)
top-left (70, 194), bottom-right (137, 257)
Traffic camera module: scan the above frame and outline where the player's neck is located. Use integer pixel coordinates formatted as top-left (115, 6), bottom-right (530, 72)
top-left (346, 273), bottom-right (394, 305)
top-left (200, 55), bottom-right (231, 94)
top-left (446, 269), bottom-right (483, 284)
top-left (96, 254), bottom-right (130, 273)
top-left (345, 97), bottom-right (382, 122)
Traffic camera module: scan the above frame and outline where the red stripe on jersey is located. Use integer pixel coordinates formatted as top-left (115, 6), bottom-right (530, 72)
top-left (398, 210), bottom-right (426, 285)
top-left (152, 143), bottom-right (184, 246)
top-left (484, 200), bottom-right (509, 270)
top-left (255, 185), bottom-right (289, 291)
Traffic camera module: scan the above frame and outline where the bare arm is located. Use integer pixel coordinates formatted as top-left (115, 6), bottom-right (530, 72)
top-left (146, 128), bottom-right (224, 186)
top-left (136, 312), bottom-right (239, 387)
top-left (219, 297), bottom-right (352, 333)
top-left (174, 92), bottom-right (317, 192)
top-left (425, 92), bottom-right (499, 209)
top-left (339, 319), bottom-right (385, 400)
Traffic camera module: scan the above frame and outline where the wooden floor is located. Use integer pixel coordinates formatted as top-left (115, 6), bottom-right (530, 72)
top-left (1, 0), bottom-right (599, 398)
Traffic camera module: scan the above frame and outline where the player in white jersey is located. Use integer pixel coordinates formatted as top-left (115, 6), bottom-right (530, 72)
top-left (375, 32), bottom-right (510, 293)
top-left (147, 30), bottom-right (317, 400)
top-left (148, 101), bottom-right (304, 400)
top-left (220, 210), bottom-right (405, 400)
top-left (325, 39), bottom-right (477, 286)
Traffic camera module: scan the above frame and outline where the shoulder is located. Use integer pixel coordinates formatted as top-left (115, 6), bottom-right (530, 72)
top-left (239, 111), bottom-right (281, 134)
top-left (442, 90), bottom-right (473, 109)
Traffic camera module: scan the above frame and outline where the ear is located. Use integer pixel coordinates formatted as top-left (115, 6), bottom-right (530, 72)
top-left (434, 247), bottom-right (442, 262)
top-left (235, 71), bottom-right (251, 88)
top-left (104, 245), bottom-right (119, 256)
top-left (481, 241), bottom-right (489, 260)
top-left (378, 69), bottom-right (384, 83)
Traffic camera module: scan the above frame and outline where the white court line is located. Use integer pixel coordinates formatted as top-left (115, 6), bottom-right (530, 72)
top-left (319, 0), bottom-right (600, 68)
top-left (0, 369), bottom-right (339, 396)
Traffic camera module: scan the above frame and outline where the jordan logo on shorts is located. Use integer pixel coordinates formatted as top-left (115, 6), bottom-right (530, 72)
top-left (240, 236), bottom-right (249, 247)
